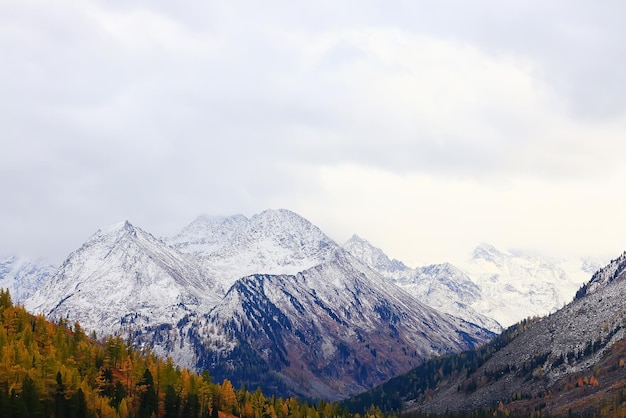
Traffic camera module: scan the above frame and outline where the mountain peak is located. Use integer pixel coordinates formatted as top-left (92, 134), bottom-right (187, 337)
top-left (96, 220), bottom-right (137, 237)
top-left (471, 243), bottom-right (504, 261)
top-left (344, 234), bottom-right (410, 275)
top-left (171, 209), bottom-right (339, 287)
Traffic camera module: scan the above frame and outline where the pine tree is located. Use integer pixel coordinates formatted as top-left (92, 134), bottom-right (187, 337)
top-left (22, 374), bottom-right (42, 417)
top-left (164, 384), bottom-right (181, 418)
top-left (138, 369), bottom-right (158, 418)
top-left (55, 370), bottom-right (68, 418)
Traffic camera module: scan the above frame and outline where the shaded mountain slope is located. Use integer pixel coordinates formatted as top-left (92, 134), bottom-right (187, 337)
top-left (143, 250), bottom-right (494, 400)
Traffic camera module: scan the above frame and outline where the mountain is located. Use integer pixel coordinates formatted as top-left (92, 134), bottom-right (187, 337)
top-left (344, 237), bottom-right (600, 330)
top-left (25, 221), bottom-right (222, 342)
top-left (344, 236), bottom-right (501, 332)
top-left (26, 210), bottom-right (495, 401)
top-left (171, 209), bottom-right (337, 288)
top-left (174, 250), bottom-right (493, 400)
top-left (343, 234), bottom-right (411, 281)
top-left (462, 243), bottom-right (599, 327)
top-left (345, 251), bottom-right (626, 416)
top-left (0, 255), bottom-right (56, 303)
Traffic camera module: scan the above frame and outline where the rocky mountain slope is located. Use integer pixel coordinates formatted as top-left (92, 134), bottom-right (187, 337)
top-left (187, 250), bottom-right (492, 400)
top-left (25, 210), bottom-right (494, 400)
top-left (0, 255), bottom-right (56, 303)
top-left (346, 251), bottom-right (626, 416)
top-left (344, 236), bottom-right (500, 332)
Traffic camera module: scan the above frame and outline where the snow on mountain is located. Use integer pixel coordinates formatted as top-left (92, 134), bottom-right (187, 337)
top-left (168, 214), bottom-right (248, 256)
top-left (182, 250), bottom-right (494, 400)
top-left (172, 209), bottom-right (339, 288)
top-left (22, 210), bottom-right (496, 400)
top-left (460, 243), bottom-right (598, 327)
top-left (398, 251), bottom-right (626, 416)
top-left (575, 250), bottom-right (626, 297)
top-left (345, 236), bottom-right (601, 331)
top-left (343, 234), bottom-right (411, 281)
top-left (344, 236), bottom-right (501, 332)
top-left (0, 255), bottom-right (57, 303)
top-left (25, 221), bottom-right (222, 339)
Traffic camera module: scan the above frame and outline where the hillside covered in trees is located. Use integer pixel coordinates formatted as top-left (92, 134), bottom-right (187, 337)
top-left (0, 288), bottom-right (387, 418)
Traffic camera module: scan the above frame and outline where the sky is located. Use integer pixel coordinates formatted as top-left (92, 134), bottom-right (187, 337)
top-left (2, 0), bottom-right (626, 267)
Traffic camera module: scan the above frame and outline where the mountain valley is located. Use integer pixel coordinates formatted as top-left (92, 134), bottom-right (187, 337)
top-left (345, 251), bottom-right (626, 416)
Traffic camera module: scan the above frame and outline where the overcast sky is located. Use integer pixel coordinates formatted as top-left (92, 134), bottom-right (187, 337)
top-left (2, 1), bottom-right (626, 267)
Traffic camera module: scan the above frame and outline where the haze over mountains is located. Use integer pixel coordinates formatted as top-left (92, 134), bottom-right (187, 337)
top-left (344, 235), bottom-right (601, 329)
top-left (0, 208), bottom-right (607, 401)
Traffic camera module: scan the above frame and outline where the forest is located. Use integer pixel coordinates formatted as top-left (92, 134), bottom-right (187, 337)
top-left (2, 286), bottom-right (626, 417)
top-left (0, 289), bottom-right (387, 418)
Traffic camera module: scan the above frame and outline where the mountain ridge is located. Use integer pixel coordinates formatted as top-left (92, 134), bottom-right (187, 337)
top-left (24, 209), bottom-right (495, 400)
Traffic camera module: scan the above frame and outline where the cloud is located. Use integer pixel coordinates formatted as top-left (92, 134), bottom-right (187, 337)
top-left (1, 1), bottom-right (626, 263)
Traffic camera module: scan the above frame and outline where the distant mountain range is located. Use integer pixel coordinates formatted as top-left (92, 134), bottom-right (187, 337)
top-left (22, 209), bottom-right (493, 400)
top-left (344, 235), bottom-right (602, 330)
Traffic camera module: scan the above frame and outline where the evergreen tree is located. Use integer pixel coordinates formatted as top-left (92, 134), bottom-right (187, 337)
top-left (22, 374), bottom-right (42, 418)
top-left (138, 369), bottom-right (158, 418)
top-left (164, 384), bottom-right (181, 418)
top-left (183, 393), bottom-right (201, 418)
top-left (68, 387), bottom-right (88, 418)
top-left (211, 397), bottom-right (220, 418)
top-left (55, 371), bottom-right (67, 418)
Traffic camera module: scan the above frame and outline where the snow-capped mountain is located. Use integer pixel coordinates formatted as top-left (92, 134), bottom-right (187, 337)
top-left (25, 210), bottom-right (495, 400)
top-left (344, 236), bottom-right (501, 332)
top-left (343, 234), bottom-right (411, 281)
top-left (0, 255), bottom-right (57, 303)
top-left (26, 221), bottom-right (222, 338)
top-left (461, 243), bottom-right (598, 327)
top-left (171, 209), bottom-right (339, 288)
top-left (345, 236), bottom-right (600, 330)
top-left (168, 214), bottom-right (248, 256)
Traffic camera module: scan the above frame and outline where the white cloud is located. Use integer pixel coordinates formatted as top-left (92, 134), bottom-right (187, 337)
top-left (2, 1), bottom-right (626, 264)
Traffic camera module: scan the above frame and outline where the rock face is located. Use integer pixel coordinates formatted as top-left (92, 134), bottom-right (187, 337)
top-left (0, 255), bottom-right (56, 303)
top-left (26, 210), bottom-right (494, 400)
top-left (346, 252), bottom-right (626, 416)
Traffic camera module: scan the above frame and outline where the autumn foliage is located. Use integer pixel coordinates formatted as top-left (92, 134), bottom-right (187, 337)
top-left (0, 289), bottom-right (384, 418)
